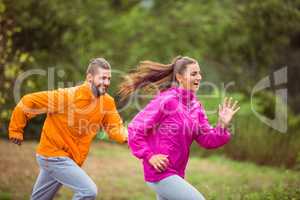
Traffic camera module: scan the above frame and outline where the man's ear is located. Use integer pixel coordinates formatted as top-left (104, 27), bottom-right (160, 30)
top-left (86, 73), bottom-right (93, 83)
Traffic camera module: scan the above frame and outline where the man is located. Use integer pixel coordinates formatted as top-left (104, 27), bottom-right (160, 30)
top-left (8, 58), bottom-right (127, 200)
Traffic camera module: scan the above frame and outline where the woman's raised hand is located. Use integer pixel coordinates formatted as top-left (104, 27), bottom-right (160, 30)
top-left (218, 97), bottom-right (240, 128)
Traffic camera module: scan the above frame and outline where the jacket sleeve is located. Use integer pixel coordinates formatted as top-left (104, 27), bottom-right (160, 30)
top-left (102, 97), bottom-right (127, 144)
top-left (128, 94), bottom-right (174, 160)
top-left (194, 103), bottom-right (231, 149)
top-left (8, 89), bottom-right (68, 140)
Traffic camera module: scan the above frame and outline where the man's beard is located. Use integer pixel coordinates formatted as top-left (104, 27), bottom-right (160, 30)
top-left (91, 83), bottom-right (107, 97)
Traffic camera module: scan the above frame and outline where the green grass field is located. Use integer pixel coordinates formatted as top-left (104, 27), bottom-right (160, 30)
top-left (0, 140), bottom-right (299, 200)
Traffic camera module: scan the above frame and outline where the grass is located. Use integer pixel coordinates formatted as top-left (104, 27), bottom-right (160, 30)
top-left (0, 140), bottom-right (299, 200)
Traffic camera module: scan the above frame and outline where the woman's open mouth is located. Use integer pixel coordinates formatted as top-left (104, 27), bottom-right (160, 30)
top-left (194, 82), bottom-right (200, 86)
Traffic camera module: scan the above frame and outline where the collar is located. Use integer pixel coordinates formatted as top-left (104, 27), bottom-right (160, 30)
top-left (75, 81), bottom-right (95, 101)
top-left (170, 86), bottom-right (196, 106)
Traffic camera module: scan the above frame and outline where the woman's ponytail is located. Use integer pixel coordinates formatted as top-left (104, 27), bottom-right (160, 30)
top-left (118, 56), bottom-right (196, 102)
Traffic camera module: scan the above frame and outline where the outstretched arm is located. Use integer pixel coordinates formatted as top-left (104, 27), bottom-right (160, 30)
top-left (8, 89), bottom-right (68, 144)
top-left (194, 97), bottom-right (240, 149)
top-left (102, 97), bottom-right (128, 144)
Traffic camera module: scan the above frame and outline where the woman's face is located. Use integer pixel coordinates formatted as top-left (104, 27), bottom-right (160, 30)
top-left (176, 63), bottom-right (202, 92)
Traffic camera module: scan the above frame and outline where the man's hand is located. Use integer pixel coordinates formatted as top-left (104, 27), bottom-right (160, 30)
top-left (149, 154), bottom-right (169, 172)
top-left (123, 128), bottom-right (128, 143)
top-left (10, 137), bottom-right (23, 145)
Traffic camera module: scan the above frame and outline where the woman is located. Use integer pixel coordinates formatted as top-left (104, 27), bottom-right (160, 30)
top-left (119, 56), bottom-right (240, 200)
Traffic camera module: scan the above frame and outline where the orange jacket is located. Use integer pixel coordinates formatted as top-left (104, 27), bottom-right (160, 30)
top-left (9, 82), bottom-right (127, 166)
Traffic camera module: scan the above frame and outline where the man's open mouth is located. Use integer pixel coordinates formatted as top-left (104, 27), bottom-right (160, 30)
top-left (98, 86), bottom-right (108, 93)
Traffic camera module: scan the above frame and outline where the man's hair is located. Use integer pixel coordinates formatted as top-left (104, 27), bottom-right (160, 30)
top-left (86, 58), bottom-right (111, 75)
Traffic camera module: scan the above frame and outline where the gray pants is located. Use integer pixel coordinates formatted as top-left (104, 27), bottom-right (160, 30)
top-left (31, 154), bottom-right (98, 200)
top-left (146, 175), bottom-right (206, 200)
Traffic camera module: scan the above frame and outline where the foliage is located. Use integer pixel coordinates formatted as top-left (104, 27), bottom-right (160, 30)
top-left (1, 0), bottom-right (300, 169)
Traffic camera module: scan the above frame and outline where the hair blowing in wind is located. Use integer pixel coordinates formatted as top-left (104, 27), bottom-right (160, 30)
top-left (118, 56), bottom-right (197, 102)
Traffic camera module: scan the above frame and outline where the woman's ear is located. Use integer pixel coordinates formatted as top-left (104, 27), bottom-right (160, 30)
top-left (175, 73), bottom-right (182, 84)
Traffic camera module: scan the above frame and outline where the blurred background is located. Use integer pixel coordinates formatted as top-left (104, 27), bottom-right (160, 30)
top-left (0, 0), bottom-right (300, 199)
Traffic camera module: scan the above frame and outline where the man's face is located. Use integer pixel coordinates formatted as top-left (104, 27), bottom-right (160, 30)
top-left (87, 68), bottom-right (111, 96)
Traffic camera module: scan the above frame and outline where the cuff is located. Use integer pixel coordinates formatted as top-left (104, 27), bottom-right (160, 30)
top-left (216, 123), bottom-right (231, 136)
top-left (9, 131), bottom-right (24, 140)
top-left (144, 151), bottom-right (154, 162)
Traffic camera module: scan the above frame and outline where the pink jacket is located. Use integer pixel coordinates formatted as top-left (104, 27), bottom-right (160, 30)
top-left (128, 86), bottom-right (231, 182)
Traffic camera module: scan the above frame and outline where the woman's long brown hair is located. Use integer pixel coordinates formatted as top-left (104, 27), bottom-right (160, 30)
top-left (118, 56), bottom-right (197, 102)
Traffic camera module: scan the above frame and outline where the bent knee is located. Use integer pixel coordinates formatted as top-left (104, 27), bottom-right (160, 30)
top-left (78, 182), bottom-right (98, 199)
top-left (86, 183), bottom-right (98, 198)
